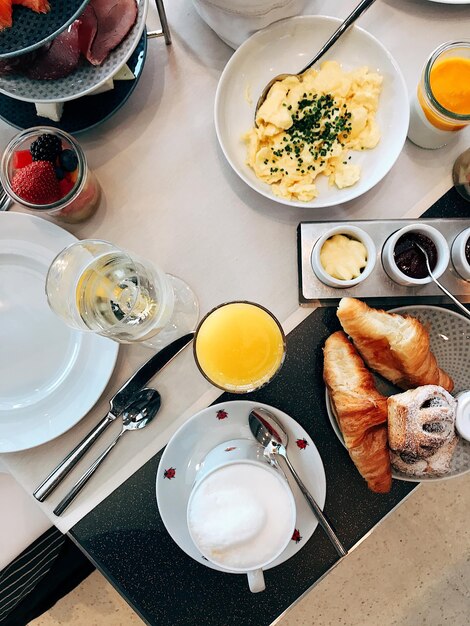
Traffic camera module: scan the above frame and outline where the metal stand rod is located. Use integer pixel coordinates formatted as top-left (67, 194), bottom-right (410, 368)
top-left (147, 0), bottom-right (171, 44)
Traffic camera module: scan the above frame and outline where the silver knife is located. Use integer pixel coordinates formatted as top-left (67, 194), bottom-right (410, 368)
top-left (33, 332), bottom-right (194, 502)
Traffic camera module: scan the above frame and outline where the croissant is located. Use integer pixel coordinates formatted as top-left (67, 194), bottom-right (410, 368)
top-left (323, 330), bottom-right (392, 494)
top-left (337, 297), bottom-right (454, 392)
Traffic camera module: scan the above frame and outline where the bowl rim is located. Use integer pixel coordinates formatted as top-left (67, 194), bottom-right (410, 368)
top-left (451, 226), bottom-right (470, 280)
top-left (214, 14), bottom-right (410, 209)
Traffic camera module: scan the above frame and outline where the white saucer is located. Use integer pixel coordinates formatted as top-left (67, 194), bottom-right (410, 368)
top-left (156, 400), bottom-right (327, 573)
top-left (0, 213), bottom-right (118, 452)
top-left (325, 305), bottom-right (470, 482)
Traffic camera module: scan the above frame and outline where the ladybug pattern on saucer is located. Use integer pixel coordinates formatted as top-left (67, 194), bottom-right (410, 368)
top-left (296, 438), bottom-right (309, 450)
top-left (164, 467), bottom-right (176, 480)
top-left (292, 529), bottom-right (302, 543)
top-left (216, 409), bottom-right (228, 420)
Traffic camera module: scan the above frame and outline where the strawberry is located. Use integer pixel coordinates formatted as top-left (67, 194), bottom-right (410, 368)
top-left (11, 161), bottom-right (60, 205)
top-left (13, 150), bottom-right (33, 169)
top-left (59, 177), bottom-right (74, 198)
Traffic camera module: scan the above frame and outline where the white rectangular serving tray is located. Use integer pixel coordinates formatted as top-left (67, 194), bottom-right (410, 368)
top-left (298, 219), bottom-right (470, 306)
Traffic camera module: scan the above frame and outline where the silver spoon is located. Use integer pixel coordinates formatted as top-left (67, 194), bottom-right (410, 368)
top-left (254, 0), bottom-right (377, 124)
top-left (414, 242), bottom-right (470, 321)
top-left (249, 407), bottom-right (347, 557)
top-left (53, 388), bottom-right (161, 516)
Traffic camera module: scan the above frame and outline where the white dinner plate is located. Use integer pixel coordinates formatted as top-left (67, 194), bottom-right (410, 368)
top-left (0, 0), bottom-right (148, 103)
top-left (156, 400), bottom-right (327, 573)
top-left (214, 15), bottom-right (409, 209)
top-left (325, 305), bottom-right (470, 482)
top-left (0, 213), bottom-right (118, 452)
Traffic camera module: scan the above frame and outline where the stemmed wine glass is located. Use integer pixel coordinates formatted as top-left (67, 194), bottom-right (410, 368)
top-left (46, 239), bottom-right (199, 349)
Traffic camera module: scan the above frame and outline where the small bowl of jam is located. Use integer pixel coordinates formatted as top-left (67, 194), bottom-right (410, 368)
top-left (311, 225), bottom-right (376, 288)
top-left (382, 224), bottom-right (450, 286)
top-left (451, 226), bottom-right (470, 282)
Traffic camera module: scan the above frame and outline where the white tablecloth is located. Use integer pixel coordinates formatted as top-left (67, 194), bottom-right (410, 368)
top-left (1, 0), bottom-right (469, 534)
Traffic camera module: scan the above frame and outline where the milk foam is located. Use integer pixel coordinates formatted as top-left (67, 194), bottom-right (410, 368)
top-left (188, 463), bottom-right (294, 570)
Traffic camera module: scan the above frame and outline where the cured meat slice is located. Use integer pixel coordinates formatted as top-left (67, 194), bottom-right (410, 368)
top-left (0, 46), bottom-right (45, 75)
top-left (12, 0), bottom-right (50, 13)
top-left (86, 0), bottom-right (137, 66)
top-left (25, 21), bottom-right (81, 80)
top-left (0, 0), bottom-right (12, 30)
top-left (77, 4), bottom-right (98, 59)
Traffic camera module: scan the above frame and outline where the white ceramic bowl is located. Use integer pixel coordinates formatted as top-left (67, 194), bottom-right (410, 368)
top-left (455, 391), bottom-right (470, 442)
top-left (214, 15), bottom-right (409, 209)
top-left (451, 226), bottom-right (470, 282)
top-left (311, 225), bottom-right (376, 288)
top-left (192, 0), bottom-right (305, 49)
top-left (382, 223), bottom-right (450, 286)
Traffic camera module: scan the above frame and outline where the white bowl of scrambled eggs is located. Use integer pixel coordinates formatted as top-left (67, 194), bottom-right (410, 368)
top-left (214, 15), bottom-right (409, 208)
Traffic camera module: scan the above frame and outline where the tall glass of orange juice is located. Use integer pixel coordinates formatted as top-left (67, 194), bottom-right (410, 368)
top-left (194, 301), bottom-right (286, 393)
top-left (408, 41), bottom-right (470, 149)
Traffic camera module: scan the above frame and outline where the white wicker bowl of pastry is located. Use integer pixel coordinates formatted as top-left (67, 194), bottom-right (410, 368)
top-left (323, 297), bottom-right (470, 485)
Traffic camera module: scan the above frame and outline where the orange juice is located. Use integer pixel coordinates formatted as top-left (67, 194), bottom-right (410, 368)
top-left (418, 56), bottom-right (470, 130)
top-left (194, 302), bottom-right (285, 392)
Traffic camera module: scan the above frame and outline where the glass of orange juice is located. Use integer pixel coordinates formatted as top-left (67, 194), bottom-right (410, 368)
top-left (408, 41), bottom-right (470, 149)
top-left (193, 301), bottom-right (286, 393)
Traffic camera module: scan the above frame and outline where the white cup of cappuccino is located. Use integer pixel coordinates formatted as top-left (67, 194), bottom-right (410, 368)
top-left (200, 438), bottom-right (266, 473)
top-left (187, 448), bottom-right (296, 593)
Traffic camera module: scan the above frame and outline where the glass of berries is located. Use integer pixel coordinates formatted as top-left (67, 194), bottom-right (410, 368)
top-left (0, 127), bottom-right (101, 224)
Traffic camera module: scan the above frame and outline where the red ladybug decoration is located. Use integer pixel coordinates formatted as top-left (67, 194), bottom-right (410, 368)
top-left (292, 529), bottom-right (302, 543)
top-left (216, 409), bottom-right (228, 420)
top-left (296, 438), bottom-right (309, 450)
top-left (164, 467), bottom-right (176, 479)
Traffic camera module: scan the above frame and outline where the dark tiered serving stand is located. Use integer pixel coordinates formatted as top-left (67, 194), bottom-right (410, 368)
top-left (0, 0), bottom-right (171, 134)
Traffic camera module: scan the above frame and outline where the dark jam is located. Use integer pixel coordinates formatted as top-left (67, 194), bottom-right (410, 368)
top-left (466, 236), bottom-right (470, 266)
top-left (393, 232), bottom-right (437, 279)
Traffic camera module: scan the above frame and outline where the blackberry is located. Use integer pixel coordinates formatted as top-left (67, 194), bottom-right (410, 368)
top-left (30, 133), bottom-right (62, 162)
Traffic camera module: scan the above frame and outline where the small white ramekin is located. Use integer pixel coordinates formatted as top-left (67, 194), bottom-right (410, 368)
top-left (311, 225), bottom-right (376, 288)
top-left (382, 223), bottom-right (450, 286)
top-left (451, 226), bottom-right (470, 282)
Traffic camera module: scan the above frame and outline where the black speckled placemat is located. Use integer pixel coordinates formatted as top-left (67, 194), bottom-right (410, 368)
top-left (70, 188), bottom-right (469, 626)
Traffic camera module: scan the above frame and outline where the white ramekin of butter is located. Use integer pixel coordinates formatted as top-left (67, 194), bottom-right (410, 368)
top-left (455, 391), bottom-right (470, 442)
top-left (311, 225), bottom-right (376, 288)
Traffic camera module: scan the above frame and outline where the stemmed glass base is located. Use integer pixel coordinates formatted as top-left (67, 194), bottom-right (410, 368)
top-left (142, 275), bottom-right (199, 350)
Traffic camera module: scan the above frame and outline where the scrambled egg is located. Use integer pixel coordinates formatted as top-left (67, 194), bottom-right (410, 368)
top-left (244, 61), bottom-right (383, 202)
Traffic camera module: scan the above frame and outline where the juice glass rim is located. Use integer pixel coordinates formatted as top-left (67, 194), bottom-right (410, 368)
top-left (193, 300), bottom-right (287, 394)
top-left (0, 126), bottom-right (87, 212)
top-left (423, 40), bottom-right (470, 123)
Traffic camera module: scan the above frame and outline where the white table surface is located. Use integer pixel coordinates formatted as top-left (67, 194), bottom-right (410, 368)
top-left (1, 0), bottom-right (469, 534)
